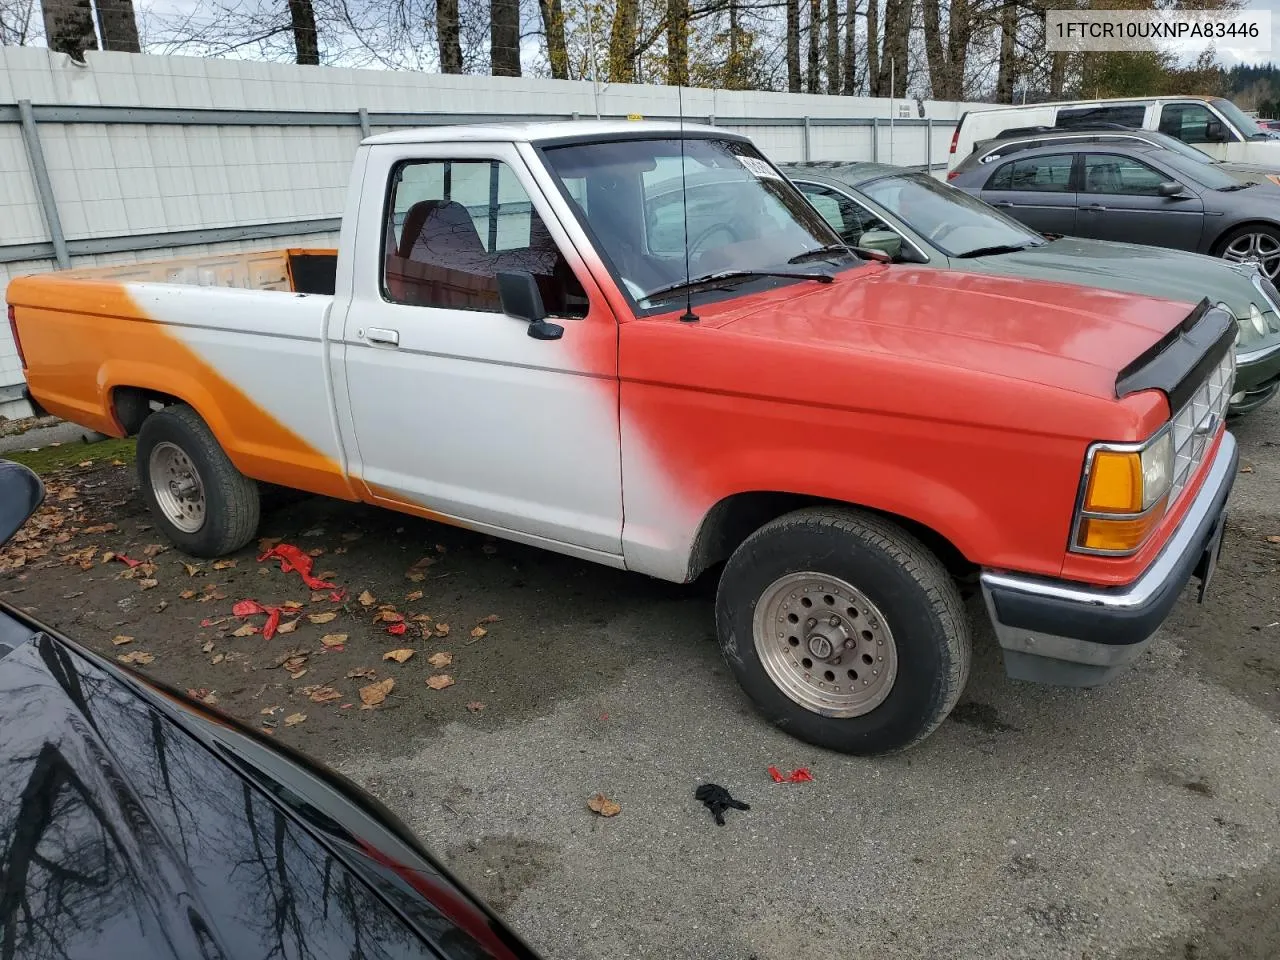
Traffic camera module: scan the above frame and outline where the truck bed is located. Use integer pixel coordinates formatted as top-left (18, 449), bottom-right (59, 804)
top-left (55, 248), bottom-right (338, 295)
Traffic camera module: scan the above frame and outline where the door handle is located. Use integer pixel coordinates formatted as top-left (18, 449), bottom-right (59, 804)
top-left (992, 201), bottom-right (1015, 207)
top-left (365, 327), bottom-right (400, 346)
top-left (1083, 203), bottom-right (1107, 212)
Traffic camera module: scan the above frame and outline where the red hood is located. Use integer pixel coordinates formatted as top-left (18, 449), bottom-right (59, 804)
top-left (707, 265), bottom-right (1196, 401)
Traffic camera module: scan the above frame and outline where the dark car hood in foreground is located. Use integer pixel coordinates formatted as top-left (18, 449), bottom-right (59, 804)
top-left (0, 623), bottom-right (535, 960)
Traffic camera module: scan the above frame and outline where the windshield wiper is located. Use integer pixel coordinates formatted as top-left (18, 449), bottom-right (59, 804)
top-left (953, 243), bottom-right (1039, 259)
top-left (642, 269), bottom-right (833, 303)
top-left (787, 243), bottom-right (855, 264)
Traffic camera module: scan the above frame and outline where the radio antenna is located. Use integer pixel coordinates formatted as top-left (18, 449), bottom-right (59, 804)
top-left (677, 83), bottom-right (698, 323)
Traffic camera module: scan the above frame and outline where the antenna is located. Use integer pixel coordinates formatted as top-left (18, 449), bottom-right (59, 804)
top-left (677, 83), bottom-right (699, 323)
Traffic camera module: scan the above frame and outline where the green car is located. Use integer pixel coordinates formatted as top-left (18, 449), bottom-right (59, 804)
top-left (781, 161), bottom-right (1280, 416)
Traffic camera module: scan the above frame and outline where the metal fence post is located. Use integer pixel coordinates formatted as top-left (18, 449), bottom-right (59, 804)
top-left (803, 116), bottom-right (811, 161)
top-left (871, 116), bottom-right (878, 163)
top-left (357, 107), bottom-right (372, 139)
top-left (926, 118), bottom-right (932, 172)
top-left (17, 100), bottom-right (70, 270)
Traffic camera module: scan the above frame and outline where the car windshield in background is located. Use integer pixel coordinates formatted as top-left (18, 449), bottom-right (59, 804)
top-left (1157, 150), bottom-right (1249, 191)
top-left (1212, 98), bottom-right (1268, 139)
top-left (1141, 131), bottom-right (1221, 165)
top-left (859, 173), bottom-right (1045, 257)
top-left (541, 137), bottom-right (850, 306)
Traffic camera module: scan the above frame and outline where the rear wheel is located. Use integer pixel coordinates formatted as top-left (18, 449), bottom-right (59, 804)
top-left (136, 405), bottom-right (259, 557)
top-left (1216, 224), bottom-right (1280, 280)
top-left (715, 507), bottom-right (971, 754)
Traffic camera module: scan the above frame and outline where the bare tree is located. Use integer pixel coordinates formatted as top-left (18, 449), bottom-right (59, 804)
top-left (806, 0), bottom-right (820, 91)
top-left (96, 0), bottom-right (140, 51)
top-left (824, 0), bottom-right (838, 92)
top-left (841, 0), bottom-right (856, 94)
top-left (865, 0), bottom-right (879, 94)
top-left (538, 0), bottom-right (569, 77)
top-left (491, 0), bottom-right (521, 74)
top-left (437, 0), bottom-right (464, 72)
top-left (876, 0), bottom-right (908, 96)
top-left (288, 0), bottom-right (319, 63)
top-left (994, 0), bottom-right (1016, 101)
top-left (921, 0), bottom-right (972, 99)
top-left (0, 0), bottom-right (40, 46)
top-left (608, 0), bottom-right (638, 81)
top-left (666, 0), bottom-right (689, 84)
top-left (40, 0), bottom-right (94, 60)
top-left (785, 0), bottom-right (800, 91)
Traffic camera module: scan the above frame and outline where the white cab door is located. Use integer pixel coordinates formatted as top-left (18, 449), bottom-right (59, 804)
top-left (337, 141), bottom-right (624, 559)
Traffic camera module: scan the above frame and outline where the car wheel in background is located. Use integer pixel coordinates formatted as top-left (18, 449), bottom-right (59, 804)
top-left (136, 404), bottom-right (260, 557)
top-left (715, 507), bottom-right (971, 755)
top-left (1217, 225), bottom-right (1280, 280)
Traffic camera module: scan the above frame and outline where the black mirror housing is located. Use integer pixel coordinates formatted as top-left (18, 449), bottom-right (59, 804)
top-left (1205, 119), bottom-right (1227, 142)
top-left (497, 271), bottom-right (563, 341)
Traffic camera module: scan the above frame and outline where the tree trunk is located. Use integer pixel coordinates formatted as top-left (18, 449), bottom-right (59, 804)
top-left (437, 0), bottom-right (462, 73)
top-left (491, 0), bottom-right (522, 76)
top-left (877, 0), bottom-right (908, 97)
top-left (539, 0), bottom-right (569, 78)
top-left (608, 0), bottom-right (637, 82)
top-left (666, 0), bottom-right (688, 85)
top-left (995, 0), bottom-right (1017, 102)
top-left (865, 0), bottom-right (879, 95)
top-left (921, 0), bottom-right (945, 98)
top-left (943, 0), bottom-right (970, 100)
top-left (287, 0), bottom-right (319, 64)
top-left (41, 0), bottom-right (95, 60)
top-left (806, 0), bottom-right (821, 92)
top-left (786, 0), bottom-right (801, 92)
top-left (97, 0), bottom-right (140, 52)
top-left (1050, 51), bottom-right (1067, 98)
top-left (826, 0), bottom-right (839, 93)
top-left (841, 0), bottom-right (856, 94)
top-left (727, 0), bottom-right (742, 88)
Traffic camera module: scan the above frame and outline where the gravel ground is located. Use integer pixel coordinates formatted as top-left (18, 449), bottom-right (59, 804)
top-left (2, 402), bottom-right (1278, 960)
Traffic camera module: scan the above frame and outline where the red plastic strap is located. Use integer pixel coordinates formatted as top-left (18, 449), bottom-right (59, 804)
top-left (768, 766), bottom-right (813, 783)
top-left (232, 598), bottom-right (282, 640)
top-left (258, 543), bottom-right (335, 591)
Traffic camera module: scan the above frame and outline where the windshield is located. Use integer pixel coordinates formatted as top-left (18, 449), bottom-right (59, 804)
top-left (858, 173), bottom-right (1044, 257)
top-left (1211, 98), bottom-right (1266, 139)
top-left (1157, 150), bottom-right (1248, 190)
top-left (540, 137), bottom-right (848, 306)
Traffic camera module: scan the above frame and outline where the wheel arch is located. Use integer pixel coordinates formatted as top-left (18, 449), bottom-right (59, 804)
top-left (1209, 218), bottom-right (1280, 257)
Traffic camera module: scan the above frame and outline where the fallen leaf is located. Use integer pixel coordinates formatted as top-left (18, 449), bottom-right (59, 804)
top-left (282, 600), bottom-right (304, 610)
top-left (111, 458), bottom-right (125, 466)
top-left (405, 571), bottom-right (426, 583)
top-left (285, 712), bottom-right (307, 726)
top-left (334, 547), bottom-right (348, 554)
top-left (304, 685), bottom-right (342, 704)
top-left (342, 532), bottom-right (364, 542)
top-left (481, 543), bottom-right (498, 555)
top-left (359, 677), bottom-right (394, 708)
top-left (478, 614), bottom-right (502, 625)
top-left (258, 537), bottom-right (283, 552)
top-left (1241, 464), bottom-right (1255, 473)
top-left (411, 613), bottom-right (433, 623)
top-left (587, 793), bottom-right (621, 817)
top-left (386, 622), bottom-right (407, 636)
top-left (138, 578), bottom-right (158, 590)
top-left (201, 640), bottom-right (215, 653)
top-left (82, 523), bottom-right (117, 535)
top-left (276, 619), bottom-right (299, 635)
top-left (186, 687), bottom-right (218, 705)
top-left (260, 706), bottom-right (280, 716)
top-left (77, 459), bottom-right (93, 467)
top-left (358, 590), bottom-right (377, 607)
top-left (466, 701), bottom-right (486, 713)
top-left (411, 556), bottom-right (436, 570)
top-left (435, 544), bottom-right (447, 554)
top-left (427, 651), bottom-right (453, 668)
top-left (289, 668), bottom-right (307, 679)
top-left (383, 648), bottom-right (415, 663)
top-left (307, 547), bottom-right (326, 557)
top-left (426, 673), bottom-right (455, 690)
top-left (179, 589), bottom-right (196, 599)
top-left (374, 609), bottom-right (404, 623)
top-left (469, 626), bottom-right (487, 640)
top-left (111, 635), bottom-right (134, 646)
top-left (58, 486), bottom-right (77, 501)
top-left (200, 616), bottom-right (229, 628)
top-left (232, 623), bottom-right (259, 637)
top-left (405, 590), bottom-right (423, 601)
top-left (346, 667), bottom-right (377, 679)
top-left (212, 559), bottom-right (237, 570)
top-left (281, 655), bottom-right (308, 672)
top-left (1268, 536), bottom-right (1280, 544)
top-left (308, 611), bottom-right (338, 624)
top-left (321, 633), bottom-right (348, 648)
top-left (211, 654), bottom-right (225, 665)
top-left (101, 551), bottom-right (115, 563)
top-left (435, 623), bottom-right (450, 637)
top-left (142, 543), bottom-right (167, 557)
top-left (117, 651), bottom-right (155, 665)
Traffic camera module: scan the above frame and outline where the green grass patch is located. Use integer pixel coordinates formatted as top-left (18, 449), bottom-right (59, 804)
top-left (6, 438), bottom-right (137, 476)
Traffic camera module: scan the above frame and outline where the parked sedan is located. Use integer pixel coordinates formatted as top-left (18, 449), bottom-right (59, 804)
top-left (782, 161), bottom-right (1280, 415)
top-left (946, 140), bottom-right (1280, 280)
top-left (0, 461), bottom-right (541, 960)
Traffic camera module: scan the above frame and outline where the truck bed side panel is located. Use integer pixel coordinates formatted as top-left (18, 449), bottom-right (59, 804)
top-left (9, 276), bottom-right (355, 502)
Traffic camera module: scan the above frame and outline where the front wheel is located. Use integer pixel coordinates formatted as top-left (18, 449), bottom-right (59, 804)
top-left (1216, 224), bottom-right (1280, 280)
top-left (136, 405), bottom-right (260, 558)
top-left (715, 508), bottom-right (971, 755)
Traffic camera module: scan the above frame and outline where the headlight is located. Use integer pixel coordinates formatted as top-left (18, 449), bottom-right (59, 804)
top-left (1074, 431), bottom-right (1173, 554)
top-left (1249, 303), bottom-right (1268, 336)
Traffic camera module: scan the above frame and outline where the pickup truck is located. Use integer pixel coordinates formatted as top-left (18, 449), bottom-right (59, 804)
top-left (7, 121), bottom-right (1239, 754)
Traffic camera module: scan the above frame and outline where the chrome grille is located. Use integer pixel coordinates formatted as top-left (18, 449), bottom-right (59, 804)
top-left (1168, 349), bottom-right (1234, 504)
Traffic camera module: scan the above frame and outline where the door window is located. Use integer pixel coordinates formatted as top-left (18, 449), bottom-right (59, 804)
top-left (794, 182), bottom-right (893, 245)
top-left (1157, 103), bottom-right (1217, 143)
top-left (1081, 154), bottom-right (1167, 195)
top-left (986, 154), bottom-right (1074, 192)
top-left (383, 159), bottom-right (587, 317)
top-left (1057, 104), bottom-right (1147, 129)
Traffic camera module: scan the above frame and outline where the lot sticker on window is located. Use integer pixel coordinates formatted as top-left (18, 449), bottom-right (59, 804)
top-left (737, 155), bottom-right (783, 180)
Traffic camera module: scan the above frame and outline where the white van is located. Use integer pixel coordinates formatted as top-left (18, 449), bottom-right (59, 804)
top-left (948, 96), bottom-right (1280, 171)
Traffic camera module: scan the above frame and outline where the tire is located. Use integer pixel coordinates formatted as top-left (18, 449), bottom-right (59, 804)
top-left (136, 405), bottom-right (260, 558)
top-left (715, 507), bottom-right (971, 755)
top-left (1214, 224), bottom-right (1280, 281)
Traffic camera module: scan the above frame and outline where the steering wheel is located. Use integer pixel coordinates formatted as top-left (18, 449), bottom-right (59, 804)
top-left (690, 225), bottom-right (738, 261)
top-left (926, 221), bottom-right (960, 244)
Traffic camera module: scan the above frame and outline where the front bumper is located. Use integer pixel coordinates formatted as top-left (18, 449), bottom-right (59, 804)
top-left (1231, 341), bottom-right (1280, 415)
top-left (980, 431), bottom-right (1238, 687)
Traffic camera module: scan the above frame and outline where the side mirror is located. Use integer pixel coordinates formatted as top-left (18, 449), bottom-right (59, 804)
top-left (0, 460), bottom-right (44, 547)
top-left (1204, 119), bottom-right (1228, 142)
top-left (497, 271), bottom-right (563, 341)
top-left (1158, 181), bottom-right (1187, 197)
top-left (856, 229), bottom-right (903, 260)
